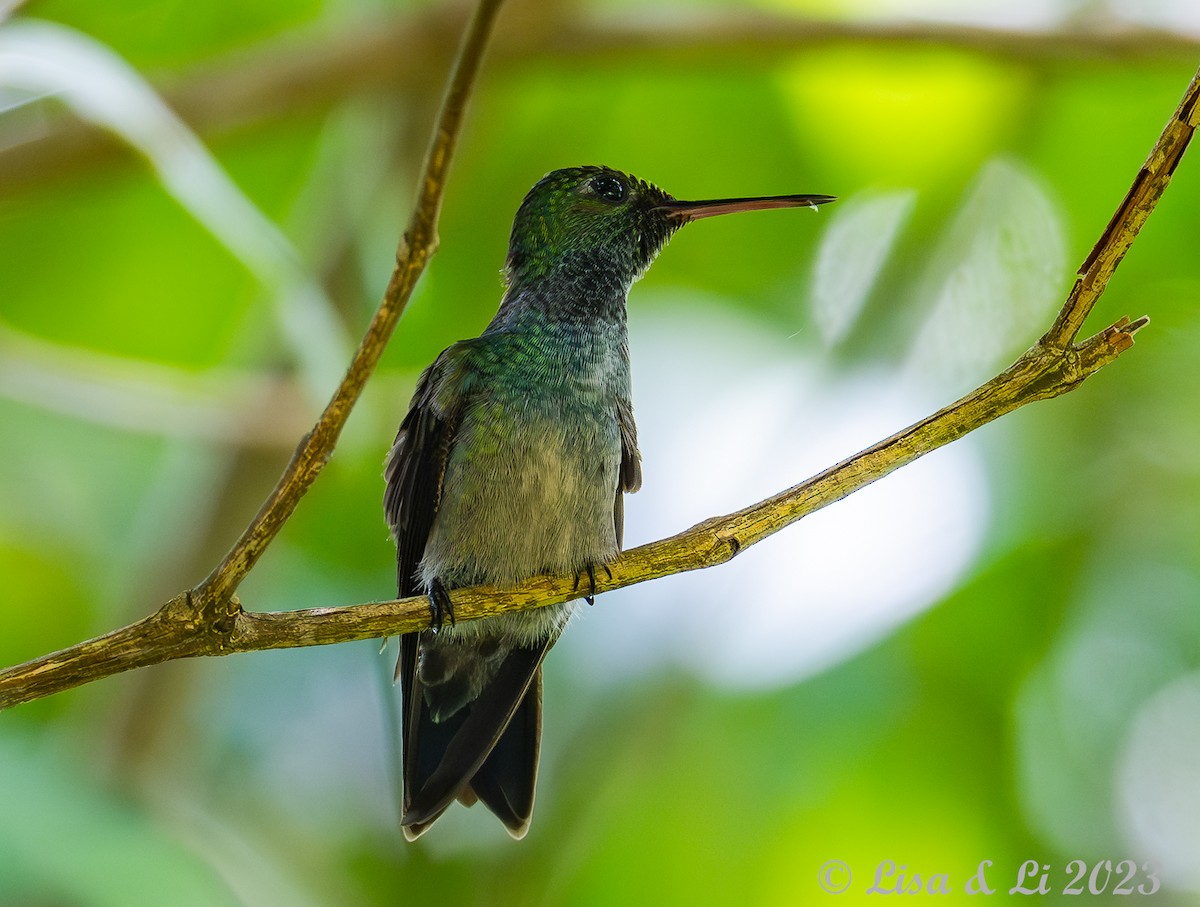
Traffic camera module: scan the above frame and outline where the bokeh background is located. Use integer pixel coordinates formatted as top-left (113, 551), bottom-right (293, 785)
top-left (3, 0), bottom-right (1200, 903)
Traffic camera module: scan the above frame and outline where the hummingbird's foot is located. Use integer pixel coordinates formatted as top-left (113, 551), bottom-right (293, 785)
top-left (572, 562), bottom-right (613, 606)
top-left (584, 563), bottom-right (596, 606)
top-left (427, 578), bottom-right (455, 631)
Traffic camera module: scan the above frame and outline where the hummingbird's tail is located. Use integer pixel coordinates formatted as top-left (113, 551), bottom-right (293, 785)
top-left (399, 634), bottom-right (552, 839)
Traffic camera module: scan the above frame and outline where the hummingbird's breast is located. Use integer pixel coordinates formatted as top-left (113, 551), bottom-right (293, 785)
top-left (419, 322), bottom-right (631, 644)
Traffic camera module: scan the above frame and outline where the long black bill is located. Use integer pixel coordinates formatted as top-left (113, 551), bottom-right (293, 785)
top-left (656, 194), bottom-right (836, 223)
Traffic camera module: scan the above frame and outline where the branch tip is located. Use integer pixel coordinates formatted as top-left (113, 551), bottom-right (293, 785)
top-left (1087, 314), bottom-right (1151, 350)
top-left (1126, 314), bottom-right (1151, 334)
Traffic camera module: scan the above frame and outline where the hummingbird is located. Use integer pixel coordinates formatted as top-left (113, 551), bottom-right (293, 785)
top-left (384, 165), bottom-right (833, 839)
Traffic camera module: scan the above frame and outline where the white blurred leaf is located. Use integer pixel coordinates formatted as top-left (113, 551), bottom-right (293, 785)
top-left (907, 157), bottom-right (1066, 387)
top-left (810, 189), bottom-right (917, 346)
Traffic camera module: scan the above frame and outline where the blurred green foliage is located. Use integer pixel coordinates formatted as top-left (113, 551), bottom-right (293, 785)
top-left (3, 0), bottom-right (1200, 904)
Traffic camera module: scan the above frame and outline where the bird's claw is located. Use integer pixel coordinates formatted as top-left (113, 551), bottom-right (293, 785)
top-left (428, 578), bottom-right (455, 631)
top-left (572, 562), bottom-right (612, 606)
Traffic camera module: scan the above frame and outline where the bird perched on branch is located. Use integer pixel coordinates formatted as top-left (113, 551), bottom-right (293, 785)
top-left (384, 165), bottom-right (833, 839)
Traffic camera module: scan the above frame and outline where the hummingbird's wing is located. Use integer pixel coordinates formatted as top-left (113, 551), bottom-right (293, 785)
top-left (384, 341), bottom-right (551, 840)
top-left (613, 396), bottom-right (642, 548)
top-left (384, 349), bottom-right (464, 602)
top-left (383, 344), bottom-right (472, 838)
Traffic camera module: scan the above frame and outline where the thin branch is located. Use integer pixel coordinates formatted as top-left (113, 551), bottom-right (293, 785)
top-left (0, 318), bottom-right (1149, 708)
top-left (1043, 65), bottom-right (1200, 345)
top-left (3, 11), bottom-right (1198, 192)
top-left (3, 61), bottom-right (1195, 711)
top-left (197, 0), bottom-right (505, 610)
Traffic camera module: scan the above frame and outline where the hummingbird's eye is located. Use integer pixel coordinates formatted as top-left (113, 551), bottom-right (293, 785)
top-left (590, 176), bottom-right (626, 203)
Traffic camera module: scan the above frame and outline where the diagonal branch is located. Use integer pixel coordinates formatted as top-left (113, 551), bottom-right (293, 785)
top-left (1043, 64), bottom-right (1200, 345)
top-left (197, 0), bottom-right (505, 610)
top-left (0, 60), bottom-right (1195, 712)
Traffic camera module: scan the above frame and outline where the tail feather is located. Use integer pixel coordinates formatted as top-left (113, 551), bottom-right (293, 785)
top-left (400, 636), bottom-right (551, 838)
top-left (468, 668), bottom-right (543, 839)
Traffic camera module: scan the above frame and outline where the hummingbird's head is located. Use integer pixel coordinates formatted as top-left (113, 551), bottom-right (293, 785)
top-left (503, 165), bottom-right (836, 292)
top-left (504, 166), bottom-right (679, 290)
